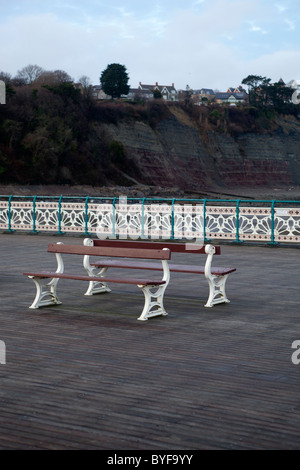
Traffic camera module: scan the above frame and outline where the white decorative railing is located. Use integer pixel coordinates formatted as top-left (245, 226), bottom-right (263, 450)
top-left (1, 195), bottom-right (300, 244)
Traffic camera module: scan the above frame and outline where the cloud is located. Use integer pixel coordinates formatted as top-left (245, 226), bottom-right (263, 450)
top-left (275, 4), bottom-right (287, 13)
top-left (284, 19), bottom-right (295, 31)
top-left (248, 22), bottom-right (268, 34)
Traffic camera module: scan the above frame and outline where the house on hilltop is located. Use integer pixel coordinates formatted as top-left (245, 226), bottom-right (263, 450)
top-left (91, 85), bottom-right (111, 100)
top-left (215, 90), bottom-right (248, 105)
top-left (91, 82), bottom-right (178, 101)
top-left (192, 88), bottom-right (215, 105)
top-left (138, 82), bottom-right (178, 101)
top-left (123, 87), bottom-right (154, 101)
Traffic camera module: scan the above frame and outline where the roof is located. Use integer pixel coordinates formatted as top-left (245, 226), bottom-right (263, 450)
top-left (139, 82), bottom-right (177, 93)
top-left (215, 92), bottom-right (247, 101)
top-left (200, 88), bottom-right (215, 95)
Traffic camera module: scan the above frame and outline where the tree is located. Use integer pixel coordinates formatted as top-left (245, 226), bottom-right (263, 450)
top-left (34, 69), bottom-right (73, 86)
top-left (242, 75), bottom-right (296, 108)
top-left (43, 82), bottom-right (81, 102)
top-left (78, 75), bottom-right (93, 99)
top-left (0, 71), bottom-right (12, 84)
top-left (152, 88), bottom-right (162, 99)
top-left (100, 63), bottom-right (130, 99)
top-left (267, 80), bottom-right (295, 107)
top-left (242, 75), bottom-right (271, 106)
top-left (15, 64), bottom-right (44, 84)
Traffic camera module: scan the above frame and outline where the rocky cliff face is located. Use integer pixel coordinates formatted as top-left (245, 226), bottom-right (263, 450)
top-left (101, 107), bottom-right (300, 194)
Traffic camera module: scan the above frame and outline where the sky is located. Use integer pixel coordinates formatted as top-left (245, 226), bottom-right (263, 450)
top-left (0, 0), bottom-right (299, 91)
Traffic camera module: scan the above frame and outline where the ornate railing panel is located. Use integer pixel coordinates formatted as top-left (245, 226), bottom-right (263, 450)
top-left (0, 195), bottom-right (300, 244)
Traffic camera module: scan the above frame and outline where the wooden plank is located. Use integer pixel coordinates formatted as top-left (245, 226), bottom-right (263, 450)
top-left (23, 271), bottom-right (166, 285)
top-left (47, 243), bottom-right (171, 260)
top-left (91, 259), bottom-right (236, 275)
top-left (92, 239), bottom-right (219, 254)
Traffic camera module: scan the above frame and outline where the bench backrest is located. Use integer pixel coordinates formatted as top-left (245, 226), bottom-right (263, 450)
top-left (91, 239), bottom-right (221, 255)
top-left (48, 243), bottom-right (171, 260)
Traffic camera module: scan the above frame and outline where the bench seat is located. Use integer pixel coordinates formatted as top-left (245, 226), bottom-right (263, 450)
top-left (90, 259), bottom-right (236, 276)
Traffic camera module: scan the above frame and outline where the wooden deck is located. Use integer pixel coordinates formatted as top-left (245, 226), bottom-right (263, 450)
top-left (0, 233), bottom-right (300, 450)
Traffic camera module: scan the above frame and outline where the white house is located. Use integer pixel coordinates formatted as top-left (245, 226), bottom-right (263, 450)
top-left (138, 82), bottom-right (178, 101)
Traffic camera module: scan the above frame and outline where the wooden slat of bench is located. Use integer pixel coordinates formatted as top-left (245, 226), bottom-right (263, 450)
top-left (90, 259), bottom-right (236, 276)
top-left (47, 244), bottom-right (171, 260)
top-left (23, 271), bottom-right (166, 286)
top-left (91, 260), bottom-right (163, 271)
top-left (169, 264), bottom-right (236, 275)
top-left (92, 239), bottom-right (221, 255)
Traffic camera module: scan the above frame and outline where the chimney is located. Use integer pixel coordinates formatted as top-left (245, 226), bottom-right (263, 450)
top-left (156, 82), bottom-right (158, 86)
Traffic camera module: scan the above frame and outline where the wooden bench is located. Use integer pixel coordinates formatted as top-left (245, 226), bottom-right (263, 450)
top-left (83, 239), bottom-right (236, 308)
top-left (23, 243), bottom-right (171, 321)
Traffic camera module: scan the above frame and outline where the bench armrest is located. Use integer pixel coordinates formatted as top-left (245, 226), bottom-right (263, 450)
top-left (54, 242), bottom-right (65, 275)
top-left (204, 244), bottom-right (216, 279)
top-left (83, 238), bottom-right (95, 276)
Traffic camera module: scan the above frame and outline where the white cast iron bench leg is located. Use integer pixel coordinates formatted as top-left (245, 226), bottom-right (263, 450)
top-left (28, 246), bottom-right (64, 309)
top-left (83, 239), bottom-right (111, 295)
top-left (137, 282), bottom-right (168, 321)
top-left (204, 245), bottom-right (231, 307)
top-left (137, 257), bottom-right (170, 321)
top-left (28, 276), bottom-right (62, 309)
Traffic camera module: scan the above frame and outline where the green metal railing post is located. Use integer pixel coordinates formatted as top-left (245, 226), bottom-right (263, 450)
top-left (141, 197), bottom-right (146, 239)
top-left (203, 199), bottom-right (207, 242)
top-left (171, 199), bottom-right (176, 240)
top-left (56, 195), bottom-right (64, 235)
top-left (7, 195), bottom-right (15, 232)
top-left (233, 199), bottom-right (243, 244)
top-left (112, 197), bottom-right (117, 238)
top-left (29, 196), bottom-right (39, 234)
top-left (84, 196), bottom-right (91, 236)
top-left (268, 200), bottom-right (279, 246)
